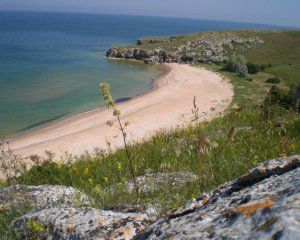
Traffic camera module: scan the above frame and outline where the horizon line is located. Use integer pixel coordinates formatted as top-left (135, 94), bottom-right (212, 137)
top-left (0, 9), bottom-right (299, 29)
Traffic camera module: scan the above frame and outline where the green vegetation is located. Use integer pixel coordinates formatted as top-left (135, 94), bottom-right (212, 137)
top-left (99, 82), bottom-right (140, 202)
top-left (246, 62), bottom-right (264, 74)
top-left (1, 29), bottom-right (300, 238)
top-left (266, 77), bottom-right (281, 84)
top-left (223, 55), bottom-right (249, 78)
top-left (0, 204), bottom-right (32, 239)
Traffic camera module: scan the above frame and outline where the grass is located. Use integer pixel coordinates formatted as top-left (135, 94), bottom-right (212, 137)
top-left (1, 29), bottom-right (300, 238)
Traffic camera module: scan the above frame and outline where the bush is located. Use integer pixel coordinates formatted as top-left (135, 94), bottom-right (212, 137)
top-left (223, 55), bottom-right (249, 78)
top-left (263, 86), bottom-right (296, 110)
top-left (247, 62), bottom-right (261, 74)
top-left (266, 77), bottom-right (281, 84)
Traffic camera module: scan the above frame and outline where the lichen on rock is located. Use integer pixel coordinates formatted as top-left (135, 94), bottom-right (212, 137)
top-left (12, 207), bottom-right (151, 240)
top-left (0, 185), bottom-right (92, 212)
top-left (139, 155), bottom-right (300, 239)
top-left (107, 32), bottom-right (264, 64)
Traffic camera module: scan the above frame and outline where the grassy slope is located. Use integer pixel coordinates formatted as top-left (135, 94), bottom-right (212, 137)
top-left (1, 30), bottom-right (300, 237)
top-left (239, 30), bottom-right (300, 87)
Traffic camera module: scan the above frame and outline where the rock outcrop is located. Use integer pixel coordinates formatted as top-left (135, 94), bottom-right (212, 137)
top-left (107, 32), bottom-right (264, 64)
top-left (0, 185), bottom-right (92, 211)
top-left (138, 154), bottom-right (300, 239)
top-left (8, 155), bottom-right (300, 239)
top-left (12, 208), bottom-right (150, 239)
top-left (125, 172), bottom-right (197, 193)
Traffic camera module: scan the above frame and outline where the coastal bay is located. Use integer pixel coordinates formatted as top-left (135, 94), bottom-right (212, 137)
top-left (0, 12), bottom-right (286, 136)
top-left (9, 63), bottom-right (233, 159)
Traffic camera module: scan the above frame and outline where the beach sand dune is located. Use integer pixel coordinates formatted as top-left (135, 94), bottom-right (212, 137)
top-left (10, 63), bottom-right (233, 160)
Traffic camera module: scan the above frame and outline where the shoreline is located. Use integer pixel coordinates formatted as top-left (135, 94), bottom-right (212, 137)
top-left (8, 62), bottom-right (171, 140)
top-left (9, 63), bottom-right (233, 161)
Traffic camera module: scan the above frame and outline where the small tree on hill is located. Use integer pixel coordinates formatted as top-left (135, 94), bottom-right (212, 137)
top-left (223, 55), bottom-right (249, 78)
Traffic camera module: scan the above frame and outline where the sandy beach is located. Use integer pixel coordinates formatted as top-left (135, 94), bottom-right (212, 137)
top-left (10, 63), bottom-right (233, 160)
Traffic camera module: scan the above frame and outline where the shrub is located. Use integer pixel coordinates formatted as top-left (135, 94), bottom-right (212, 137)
top-left (247, 62), bottom-right (261, 74)
top-left (266, 77), bottom-right (281, 84)
top-left (263, 86), bottom-right (296, 110)
top-left (223, 55), bottom-right (248, 78)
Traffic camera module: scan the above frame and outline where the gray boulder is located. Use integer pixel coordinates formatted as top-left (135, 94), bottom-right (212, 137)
top-left (138, 155), bottom-right (300, 239)
top-left (144, 56), bottom-right (159, 64)
top-left (126, 172), bottom-right (197, 193)
top-left (0, 185), bottom-right (92, 211)
top-left (12, 207), bottom-right (151, 240)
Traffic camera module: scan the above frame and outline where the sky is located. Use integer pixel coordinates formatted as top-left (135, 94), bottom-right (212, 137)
top-left (1, 0), bottom-right (300, 27)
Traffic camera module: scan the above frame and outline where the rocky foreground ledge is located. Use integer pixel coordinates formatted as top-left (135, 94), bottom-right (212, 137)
top-left (106, 32), bottom-right (264, 64)
top-left (3, 155), bottom-right (300, 239)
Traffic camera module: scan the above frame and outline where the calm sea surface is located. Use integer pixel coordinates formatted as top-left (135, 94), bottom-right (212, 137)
top-left (0, 11), bottom-right (290, 136)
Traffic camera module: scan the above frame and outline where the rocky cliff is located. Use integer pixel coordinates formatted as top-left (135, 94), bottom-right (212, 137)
top-left (106, 32), bottom-right (264, 64)
top-left (3, 155), bottom-right (300, 239)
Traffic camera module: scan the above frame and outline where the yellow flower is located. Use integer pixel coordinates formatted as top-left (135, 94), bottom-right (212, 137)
top-left (134, 164), bottom-right (138, 173)
top-left (94, 184), bottom-right (102, 193)
top-left (103, 176), bottom-right (109, 184)
top-left (279, 153), bottom-right (286, 158)
top-left (83, 167), bottom-right (89, 176)
top-left (252, 156), bottom-right (259, 165)
top-left (191, 193), bottom-right (198, 199)
top-left (26, 220), bottom-right (44, 232)
top-left (290, 144), bottom-right (296, 153)
top-left (88, 178), bottom-right (94, 185)
top-left (117, 162), bottom-right (122, 171)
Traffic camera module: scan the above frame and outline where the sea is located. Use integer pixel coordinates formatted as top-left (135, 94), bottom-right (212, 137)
top-left (0, 11), bottom-right (292, 137)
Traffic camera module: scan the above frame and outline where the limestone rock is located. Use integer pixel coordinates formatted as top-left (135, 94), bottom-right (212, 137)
top-left (107, 32), bottom-right (264, 64)
top-left (144, 56), bottom-right (159, 64)
top-left (138, 155), bottom-right (300, 239)
top-left (12, 207), bottom-right (151, 240)
top-left (126, 172), bottom-right (197, 193)
top-left (0, 185), bottom-right (92, 211)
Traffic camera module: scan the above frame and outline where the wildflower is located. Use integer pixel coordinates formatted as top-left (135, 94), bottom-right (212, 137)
top-left (88, 178), bottom-right (94, 185)
top-left (191, 193), bottom-right (198, 199)
top-left (103, 176), bottom-right (109, 184)
top-left (252, 156), bottom-right (259, 165)
top-left (134, 164), bottom-right (138, 173)
top-left (94, 184), bottom-right (102, 193)
top-left (113, 109), bottom-right (121, 117)
top-left (26, 220), bottom-right (45, 233)
top-left (83, 167), bottom-right (89, 176)
top-left (290, 144), bottom-right (296, 153)
top-left (279, 152), bottom-right (287, 158)
top-left (99, 83), bottom-right (115, 108)
top-left (117, 161), bottom-right (122, 171)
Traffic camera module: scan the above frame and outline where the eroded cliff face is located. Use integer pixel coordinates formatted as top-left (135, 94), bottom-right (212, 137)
top-left (6, 155), bottom-right (300, 239)
top-left (106, 32), bottom-right (264, 64)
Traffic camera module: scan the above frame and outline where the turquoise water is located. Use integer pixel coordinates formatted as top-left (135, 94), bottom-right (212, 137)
top-left (0, 12), bottom-right (290, 136)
